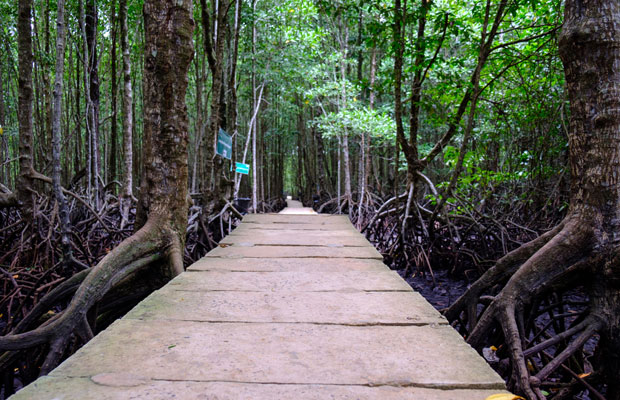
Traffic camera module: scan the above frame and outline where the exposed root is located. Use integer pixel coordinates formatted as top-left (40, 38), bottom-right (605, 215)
top-left (445, 221), bottom-right (566, 325)
top-left (0, 215), bottom-right (171, 374)
top-left (444, 216), bottom-right (617, 398)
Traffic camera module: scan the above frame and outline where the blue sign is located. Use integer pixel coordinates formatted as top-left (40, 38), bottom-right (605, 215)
top-left (216, 128), bottom-right (232, 159)
top-left (235, 162), bottom-right (250, 175)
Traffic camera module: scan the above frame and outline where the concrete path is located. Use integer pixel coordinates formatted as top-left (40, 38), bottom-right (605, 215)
top-left (12, 202), bottom-right (508, 399)
top-left (278, 196), bottom-right (316, 214)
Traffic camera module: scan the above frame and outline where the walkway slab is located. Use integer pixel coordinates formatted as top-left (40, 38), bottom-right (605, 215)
top-left (206, 244), bottom-right (383, 259)
top-left (277, 198), bottom-right (316, 214)
top-left (125, 290), bottom-right (444, 325)
top-left (49, 319), bottom-right (504, 389)
top-left (236, 222), bottom-right (355, 230)
top-left (223, 232), bottom-right (370, 246)
top-left (243, 214), bottom-right (349, 224)
top-left (12, 200), bottom-right (507, 399)
top-left (188, 257), bottom-right (390, 272)
top-left (167, 270), bottom-right (412, 292)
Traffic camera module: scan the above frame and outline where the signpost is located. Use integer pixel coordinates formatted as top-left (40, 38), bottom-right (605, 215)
top-left (235, 162), bottom-right (250, 175)
top-left (216, 128), bottom-right (232, 159)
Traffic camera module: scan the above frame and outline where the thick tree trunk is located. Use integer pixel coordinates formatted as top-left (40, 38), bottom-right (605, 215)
top-left (446, 2), bottom-right (620, 398)
top-left (228, 0), bottom-right (241, 153)
top-left (559, 2), bottom-right (620, 397)
top-left (0, 0), bottom-right (194, 376)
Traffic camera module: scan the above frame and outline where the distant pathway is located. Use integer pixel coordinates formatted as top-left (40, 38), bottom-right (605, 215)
top-left (278, 196), bottom-right (316, 214)
top-left (13, 202), bottom-right (508, 399)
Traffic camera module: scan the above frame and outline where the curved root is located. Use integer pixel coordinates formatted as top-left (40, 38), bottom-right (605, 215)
top-left (446, 217), bottom-right (607, 398)
top-left (445, 220), bottom-right (565, 325)
top-left (0, 215), bottom-right (177, 374)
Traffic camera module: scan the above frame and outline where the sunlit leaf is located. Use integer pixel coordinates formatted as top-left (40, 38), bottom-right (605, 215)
top-left (484, 394), bottom-right (525, 400)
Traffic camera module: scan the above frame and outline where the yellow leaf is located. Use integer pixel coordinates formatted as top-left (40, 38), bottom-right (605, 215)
top-left (0, 313), bottom-right (3, 318)
top-left (490, 345), bottom-right (498, 351)
top-left (0, 126), bottom-right (3, 136)
top-left (485, 394), bottom-right (525, 400)
top-left (578, 372), bottom-right (591, 378)
top-left (12, 274), bottom-right (18, 279)
top-left (527, 359), bottom-right (535, 372)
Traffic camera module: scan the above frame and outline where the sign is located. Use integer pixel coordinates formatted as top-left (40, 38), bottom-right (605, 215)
top-left (216, 128), bottom-right (232, 159)
top-left (235, 162), bottom-right (250, 175)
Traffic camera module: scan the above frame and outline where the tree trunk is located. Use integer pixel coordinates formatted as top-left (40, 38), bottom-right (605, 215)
top-left (339, 21), bottom-right (352, 215)
top-left (0, 0), bottom-right (195, 376)
top-left (192, 47), bottom-right (204, 194)
top-left (364, 46), bottom-right (378, 205)
top-left (108, 1), bottom-right (118, 186)
top-left (50, 0), bottom-right (72, 262)
top-left (85, 0), bottom-right (101, 208)
top-left (119, 0), bottom-right (133, 228)
top-left (251, 0), bottom-right (258, 212)
top-left (42, 0), bottom-right (53, 169)
top-left (15, 0), bottom-right (35, 216)
top-left (446, 2), bottom-right (620, 398)
top-left (200, 0), bottom-right (230, 215)
top-left (312, 120), bottom-right (331, 196)
top-left (0, 67), bottom-right (5, 186)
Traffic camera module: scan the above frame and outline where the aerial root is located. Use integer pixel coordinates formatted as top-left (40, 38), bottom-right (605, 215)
top-left (447, 218), bottom-right (600, 398)
top-left (444, 220), bottom-right (565, 325)
top-left (0, 216), bottom-right (173, 375)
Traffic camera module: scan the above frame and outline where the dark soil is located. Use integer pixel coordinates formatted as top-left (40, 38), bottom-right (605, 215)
top-left (401, 268), bottom-right (472, 312)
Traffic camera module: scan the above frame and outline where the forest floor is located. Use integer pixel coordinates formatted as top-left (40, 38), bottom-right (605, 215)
top-left (404, 269), bottom-right (470, 312)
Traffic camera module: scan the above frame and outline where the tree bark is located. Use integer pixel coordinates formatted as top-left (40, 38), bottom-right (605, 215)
top-left (86, 0), bottom-right (101, 208)
top-left (200, 0), bottom-right (231, 215)
top-left (339, 19), bottom-right (352, 214)
top-left (119, 0), bottom-right (133, 228)
top-left (251, 0), bottom-right (258, 212)
top-left (0, 0), bottom-right (195, 375)
top-left (559, 3), bottom-right (620, 396)
top-left (108, 1), bottom-right (118, 186)
top-left (15, 0), bottom-right (35, 216)
top-left (51, 0), bottom-right (72, 262)
top-left (447, 2), bottom-right (620, 398)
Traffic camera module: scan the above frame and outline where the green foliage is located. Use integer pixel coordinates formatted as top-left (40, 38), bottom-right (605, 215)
top-left (313, 106), bottom-right (395, 143)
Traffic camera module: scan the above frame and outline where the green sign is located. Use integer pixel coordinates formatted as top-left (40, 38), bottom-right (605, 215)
top-left (235, 162), bottom-right (250, 175)
top-left (216, 128), bottom-right (232, 159)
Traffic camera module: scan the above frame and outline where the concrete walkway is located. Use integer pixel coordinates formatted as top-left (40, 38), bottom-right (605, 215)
top-left (13, 202), bottom-right (508, 399)
top-left (278, 196), bottom-right (316, 214)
